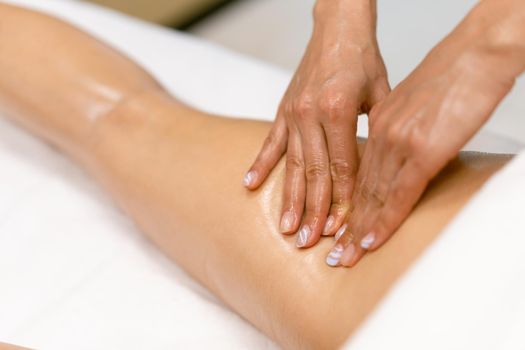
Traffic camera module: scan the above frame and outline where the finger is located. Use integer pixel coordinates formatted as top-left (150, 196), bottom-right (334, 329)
top-left (353, 106), bottom-right (424, 250)
top-left (350, 137), bottom-right (374, 213)
top-left (350, 99), bottom-right (386, 209)
top-left (325, 106), bottom-right (393, 267)
top-left (348, 129), bottom-right (384, 241)
top-left (325, 223), bottom-right (366, 267)
top-left (351, 109), bottom-right (384, 213)
top-left (322, 119), bottom-right (358, 236)
top-left (359, 158), bottom-right (430, 251)
top-left (344, 115), bottom-right (393, 267)
top-left (335, 202), bottom-right (378, 267)
top-left (295, 122), bottom-right (331, 248)
top-left (351, 121), bottom-right (407, 244)
top-left (244, 115), bottom-right (287, 190)
top-left (357, 153), bottom-right (404, 244)
top-left (280, 130), bottom-right (306, 234)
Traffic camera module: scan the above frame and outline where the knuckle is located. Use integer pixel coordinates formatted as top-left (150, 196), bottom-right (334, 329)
top-left (286, 154), bottom-right (305, 171)
top-left (385, 126), bottom-right (402, 147)
top-left (358, 182), bottom-right (385, 206)
top-left (305, 161), bottom-right (329, 181)
top-left (318, 91), bottom-right (349, 122)
top-left (389, 184), bottom-right (405, 205)
top-left (263, 131), bottom-right (278, 149)
top-left (372, 183), bottom-right (388, 206)
top-left (406, 126), bottom-right (427, 155)
top-left (282, 101), bottom-right (293, 117)
top-left (358, 182), bottom-right (373, 202)
top-left (293, 94), bottom-right (315, 119)
top-left (330, 159), bottom-right (355, 183)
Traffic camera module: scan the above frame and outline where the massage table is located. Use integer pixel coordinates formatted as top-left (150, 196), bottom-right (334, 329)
top-left (0, 1), bottom-right (524, 349)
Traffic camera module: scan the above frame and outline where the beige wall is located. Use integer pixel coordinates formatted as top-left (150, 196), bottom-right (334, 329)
top-left (86, 0), bottom-right (225, 25)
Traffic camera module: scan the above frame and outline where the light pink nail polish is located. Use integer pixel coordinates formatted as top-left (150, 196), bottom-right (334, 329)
top-left (280, 211), bottom-right (294, 233)
top-left (322, 216), bottom-right (335, 236)
top-left (326, 244), bottom-right (344, 267)
top-left (334, 224), bottom-right (348, 241)
top-left (296, 225), bottom-right (311, 247)
top-left (243, 170), bottom-right (256, 187)
top-left (340, 244), bottom-right (356, 266)
top-left (360, 232), bottom-right (376, 250)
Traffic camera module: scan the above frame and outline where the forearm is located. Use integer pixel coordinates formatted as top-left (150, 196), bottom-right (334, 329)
top-left (0, 3), bottom-right (160, 163)
top-left (456, 0), bottom-right (525, 81)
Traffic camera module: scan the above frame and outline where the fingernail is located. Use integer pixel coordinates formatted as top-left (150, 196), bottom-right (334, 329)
top-left (340, 244), bottom-right (356, 266)
top-left (322, 216), bottom-right (335, 236)
top-left (334, 224), bottom-right (348, 241)
top-left (326, 244), bottom-right (344, 267)
top-left (296, 225), bottom-right (311, 248)
top-left (360, 232), bottom-right (376, 250)
top-left (243, 170), bottom-right (256, 187)
top-left (280, 211), bottom-right (294, 233)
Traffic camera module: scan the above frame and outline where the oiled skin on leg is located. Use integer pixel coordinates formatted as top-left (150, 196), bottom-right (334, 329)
top-left (92, 93), bottom-right (507, 349)
top-left (0, 4), bottom-right (510, 349)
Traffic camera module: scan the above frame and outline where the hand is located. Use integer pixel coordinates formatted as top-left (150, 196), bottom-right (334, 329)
top-left (244, 0), bottom-right (389, 248)
top-left (327, 0), bottom-right (525, 267)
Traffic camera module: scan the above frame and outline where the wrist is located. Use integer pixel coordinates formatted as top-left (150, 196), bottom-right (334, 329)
top-left (313, 0), bottom-right (376, 31)
top-left (312, 0), bottom-right (378, 51)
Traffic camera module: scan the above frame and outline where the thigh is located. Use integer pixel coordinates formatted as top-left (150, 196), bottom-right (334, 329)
top-left (91, 91), bottom-right (511, 349)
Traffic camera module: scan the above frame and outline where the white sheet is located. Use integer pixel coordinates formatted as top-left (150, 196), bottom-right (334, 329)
top-left (0, 0), bottom-right (284, 348)
top-left (0, 0), bottom-right (524, 349)
top-left (344, 150), bottom-right (525, 350)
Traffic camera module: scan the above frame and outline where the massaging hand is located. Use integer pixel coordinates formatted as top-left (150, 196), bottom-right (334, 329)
top-left (244, 0), bottom-right (389, 248)
top-left (328, 0), bottom-right (525, 267)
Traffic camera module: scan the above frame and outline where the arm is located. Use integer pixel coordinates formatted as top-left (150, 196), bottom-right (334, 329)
top-left (0, 3), bottom-right (509, 349)
top-left (333, 0), bottom-right (525, 266)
